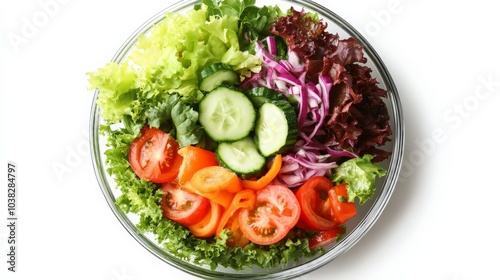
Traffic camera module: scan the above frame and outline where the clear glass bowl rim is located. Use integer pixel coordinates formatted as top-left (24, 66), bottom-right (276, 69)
top-left (89, 0), bottom-right (405, 279)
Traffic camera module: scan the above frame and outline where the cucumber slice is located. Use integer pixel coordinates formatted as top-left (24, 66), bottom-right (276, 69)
top-left (246, 87), bottom-right (287, 107)
top-left (255, 100), bottom-right (298, 157)
top-left (216, 137), bottom-right (266, 179)
top-left (199, 63), bottom-right (239, 92)
top-left (199, 86), bottom-right (256, 142)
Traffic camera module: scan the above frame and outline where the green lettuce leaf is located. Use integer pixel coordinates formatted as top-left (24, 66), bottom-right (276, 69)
top-left (332, 155), bottom-right (387, 205)
top-left (145, 95), bottom-right (177, 129)
top-left (171, 102), bottom-right (204, 148)
top-left (87, 62), bottom-right (139, 122)
top-left (145, 94), bottom-right (203, 147)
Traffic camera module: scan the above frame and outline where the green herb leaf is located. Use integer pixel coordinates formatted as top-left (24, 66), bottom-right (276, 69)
top-left (171, 101), bottom-right (204, 147)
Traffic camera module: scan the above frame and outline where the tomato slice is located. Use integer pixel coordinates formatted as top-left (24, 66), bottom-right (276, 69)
top-left (160, 181), bottom-right (211, 226)
top-left (295, 176), bottom-right (337, 231)
top-left (129, 126), bottom-right (183, 183)
top-left (308, 226), bottom-right (346, 251)
top-left (188, 201), bottom-right (223, 238)
top-left (239, 185), bottom-right (300, 246)
top-left (328, 183), bottom-right (356, 224)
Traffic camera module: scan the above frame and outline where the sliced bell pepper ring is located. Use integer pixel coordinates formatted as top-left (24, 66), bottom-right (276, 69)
top-left (188, 200), bottom-right (223, 238)
top-left (295, 176), bottom-right (337, 231)
top-left (177, 146), bottom-right (219, 185)
top-left (242, 154), bottom-right (282, 190)
top-left (183, 181), bottom-right (234, 209)
top-left (308, 226), bottom-right (346, 250)
top-left (328, 183), bottom-right (356, 224)
top-left (216, 189), bottom-right (256, 237)
top-left (190, 166), bottom-right (243, 193)
top-left (223, 209), bottom-right (250, 248)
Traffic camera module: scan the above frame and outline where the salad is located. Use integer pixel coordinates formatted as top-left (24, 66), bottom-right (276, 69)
top-left (88, 0), bottom-right (391, 271)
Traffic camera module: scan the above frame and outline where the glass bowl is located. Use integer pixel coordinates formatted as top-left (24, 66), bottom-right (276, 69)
top-left (89, 0), bottom-right (404, 279)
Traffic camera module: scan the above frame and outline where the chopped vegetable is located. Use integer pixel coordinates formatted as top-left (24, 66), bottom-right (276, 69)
top-left (199, 62), bottom-right (240, 92)
top-left (216, 189), bottom-right (256, 243)
top-left (128, 126), bottom-right (183, 183)
top-left (332, 155), bottom-right (387, 205)
top-left (160, 181), bottom-right (211, 226)
top-left (145, 94), bottom-right (204, 148)
top-left (183, 181), bottom-right (235, 208)
top-left (294, 176), bottom-right (337, 231)
top-left (216, 137), bottom-right (266, 179)
top-left (308, 226), bottom-right (346, 251)
top-left (254, 99), bottom-right (298, 156)
top-left (190, 166), bottom-right (243, 193)
top-left (199, 86), bottom-right (256, 142)
top-left (328, 183), bottom-right (356, 224)
top-left (239, 184), bottom-right (300, 245)
top-left (246, 87), bottom-right (287, 107)
top-left (188, 201), bottom-right (224, 238)
top-left (221, 209), bottom-right (250, 248)
top-left (242, 154), bottom-right (282, 190)
top-left (177, 145), bottom-right (219, 185)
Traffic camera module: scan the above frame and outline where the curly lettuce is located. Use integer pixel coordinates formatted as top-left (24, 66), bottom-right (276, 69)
top-left (332, 155), bottom-right (387, 205)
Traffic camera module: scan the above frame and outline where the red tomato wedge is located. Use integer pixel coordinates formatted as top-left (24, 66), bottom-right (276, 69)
top-left (328, 183), bottom-right (356, 224)
top-left (295, 176), bottom-right (337, 231)
top-left (308, 226), bottom-right (346, 250)
top-left (188, 201), bottom-right (223, 238)
top-left (177, 146), bottom-right (219, 185)
top-left (239, 185), bottom-right (300, 246)
top-left (160, 181), bottom-right (211, 226)
top-left (129, 126), bottom-right (183, 183)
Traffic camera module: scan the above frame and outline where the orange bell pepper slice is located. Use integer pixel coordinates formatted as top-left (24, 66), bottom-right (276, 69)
top-left (223, 209), bottom-right (250, 248)
top-left (183, 181), bottom-right (234, 209)
top-left (190, 166), bottom-right (243, 193)
top-left (177, 146), bottom-right (219, 185)
top-left (216, 189), bottom-right (256, 237)
top-left (188, 200), bottom-right (223, 238)
top-left (242, 154), bottom-right (282, 190)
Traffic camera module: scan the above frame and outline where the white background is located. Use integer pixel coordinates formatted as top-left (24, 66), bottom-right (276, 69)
top-left (1, 0), bottom-right (500, 279)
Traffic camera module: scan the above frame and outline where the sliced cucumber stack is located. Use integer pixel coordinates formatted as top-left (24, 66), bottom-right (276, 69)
top-left (199, 86), bottom-right (256, 142)
top-left (216, 137), bottom-right (266, 179)
top-left (246, 87), bottom-right (287, 107)
top-left (254, 100), bottom-right (298, 157)
top-left (199, 63), bottom-right (239, 92)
